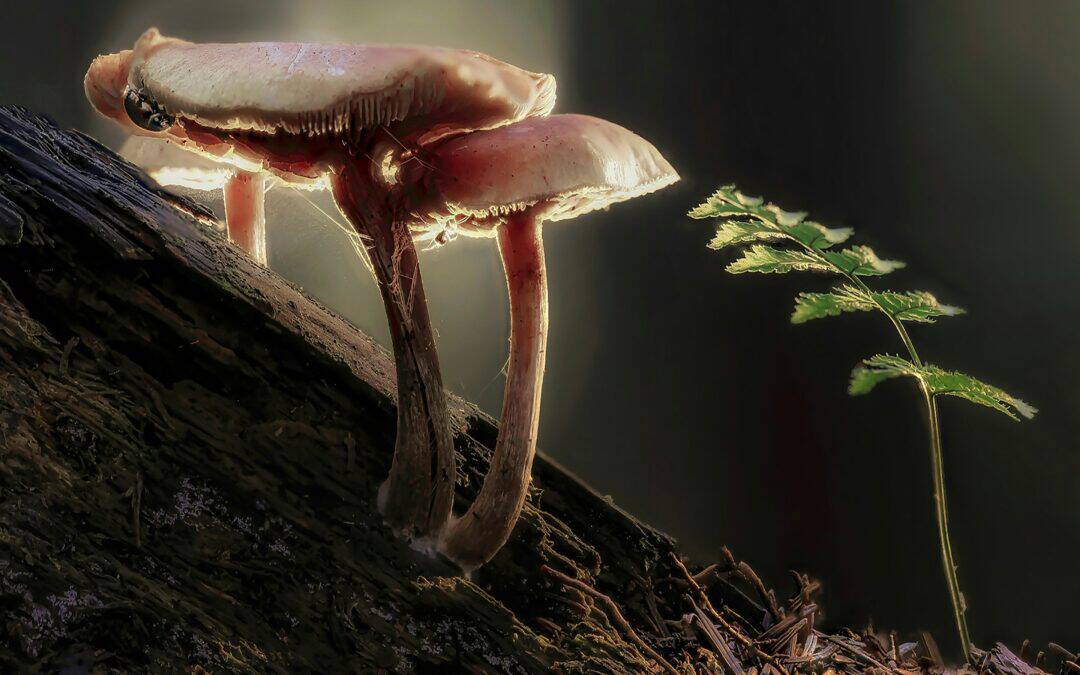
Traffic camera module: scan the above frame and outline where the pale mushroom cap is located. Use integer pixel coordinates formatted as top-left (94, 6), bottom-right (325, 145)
top-left (423, 114), bottom-right (679, 229)
top-left (119, 136), bottom-right (238, 191)
top-left (84, 49), bottom-right (136, 129)
top-left (126, 29), bottom-right (556, 145)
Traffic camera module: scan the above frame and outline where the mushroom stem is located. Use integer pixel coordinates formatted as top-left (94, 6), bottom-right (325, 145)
top-left (223, 170), bottom-right (267, 265)
top-left (330, 159), bottom-right (456, 540)
top-left (442, 211), bottom-right (547, 569)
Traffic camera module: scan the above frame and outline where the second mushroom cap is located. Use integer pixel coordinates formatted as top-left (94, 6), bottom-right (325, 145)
top-left (413, 113), bottom-right (679, 230)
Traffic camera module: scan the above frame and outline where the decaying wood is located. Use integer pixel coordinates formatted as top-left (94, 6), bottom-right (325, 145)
top-left (0, 107), bottom-right (1071, 673)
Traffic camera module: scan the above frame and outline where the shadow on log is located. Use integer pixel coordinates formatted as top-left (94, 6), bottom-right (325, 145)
top-left (0, 107), bottom-right (1070, 673)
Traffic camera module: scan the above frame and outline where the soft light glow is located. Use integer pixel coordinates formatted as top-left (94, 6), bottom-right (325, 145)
top-left (150, 166), bottom-right (233, 191)
top-left (99, 0), bottom-right (570, 422)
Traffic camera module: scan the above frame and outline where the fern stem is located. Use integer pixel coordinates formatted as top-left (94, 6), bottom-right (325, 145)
top-left (786, 233), bottom-right (974, 662)
top-left (924, 392), bottom-right (973, 661)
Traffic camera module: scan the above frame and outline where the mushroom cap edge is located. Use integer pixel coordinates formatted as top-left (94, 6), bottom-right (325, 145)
top-left (424, 113), bottom-right (679, 230)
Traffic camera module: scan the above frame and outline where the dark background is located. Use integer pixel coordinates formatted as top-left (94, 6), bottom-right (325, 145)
top-left (3, 0), bottom-right (1076, 653)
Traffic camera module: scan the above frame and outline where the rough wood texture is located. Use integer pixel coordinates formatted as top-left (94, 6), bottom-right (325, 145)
top-left (0, 107), bottom-right (1069, 674)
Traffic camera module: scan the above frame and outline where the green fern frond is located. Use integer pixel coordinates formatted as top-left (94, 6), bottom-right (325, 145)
top-left (709, 218), bottom-right (853, 253)
top-left (922, 368), bottom-right (1037, 420)
top-left (792, 286), bottom-right (875, 323)
top-left (688, 185), bottom-right (754, 219)
top-left (687, 188), bottom-right (728, 219)
top-left (848, 354), bottom-right (922, 394)
top-left (822, 245), bottom-right (905, 276)
top-left (726, 244), bottom-right (902, 277)
top-left (849, 355), bottom-right (1036, 420)
top-left (708, 220), bottom-right (782, 249)
top-left (726, 245), bottom-right (830, 274)
top-left (694, 188), bottom-right (896, 276)
top-left (784, 221), bottom-right (854, 249)
top-left (763, 204), bottom-right (808, 226)
top-left (875, 290), bottom-right (964, 322)
top-left (793, 286), bottom-right (964, 324)
top-left (693, 189), bottom-right (853, 249)
top-left (689, 185), bottom-right (776, 219)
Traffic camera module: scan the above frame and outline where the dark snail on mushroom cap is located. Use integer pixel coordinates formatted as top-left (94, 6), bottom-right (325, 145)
top-left (124, 87), bottom-right (174, 132)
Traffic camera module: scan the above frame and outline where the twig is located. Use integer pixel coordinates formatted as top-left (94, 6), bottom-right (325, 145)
top-left (723, 546), bottom-right (782, 622)
top-left (669, 554), bottom-right (788, 673)
top-left (1050, 643), bottom-right (1078, 662)
top-left (820, 634), bottom-right (889, 671)
top-left (645, 590), bottom-right (669, 638)
top-left (919, 630), bottom-right (944, 671)
top-left (541, 565), bottom-right (678, 675)
top-left (546, 591), bottom-right (590, 617)
top-left (690, 598), bottom-right (744, 675)
top-left (691, 563), bottom-right (720, 587)
top-left (670, 555), bottom-right (737, 637)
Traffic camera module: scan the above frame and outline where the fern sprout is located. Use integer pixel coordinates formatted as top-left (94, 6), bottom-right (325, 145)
top-left (691, 186), bottom-right (1035, 662)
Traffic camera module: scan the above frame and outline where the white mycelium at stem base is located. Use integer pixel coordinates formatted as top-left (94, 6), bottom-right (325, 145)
top-left (84, 28), bottom-right (557, 542)
top-left (441, 211), bottom-right (548, 568)
top-left (411, 114), bottom-right (679, 568)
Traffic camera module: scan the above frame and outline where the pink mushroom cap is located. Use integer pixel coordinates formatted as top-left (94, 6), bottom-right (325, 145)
top-left (415, 114), bottom-right (679, 233)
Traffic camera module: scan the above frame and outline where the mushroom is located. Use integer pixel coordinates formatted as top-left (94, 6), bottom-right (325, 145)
top-left (401, 114), bottom-right (679, 569)
top-left (120, 136), bottom-right (272, 264)
top-left (85, 29), bottom-right (556, 541)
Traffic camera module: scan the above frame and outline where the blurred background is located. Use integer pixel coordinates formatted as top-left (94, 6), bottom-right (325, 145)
top-left (3, 0), bottom-right (1076, 653)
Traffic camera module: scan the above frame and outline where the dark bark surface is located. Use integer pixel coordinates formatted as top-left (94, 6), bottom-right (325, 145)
top-left (0, 107), bottom-right (1070, 674)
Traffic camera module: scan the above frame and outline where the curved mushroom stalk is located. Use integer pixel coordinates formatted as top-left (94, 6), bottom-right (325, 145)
top-left (331, 159), bottom-right (455, 540)
top-left (410, 114), bottom-right (678, 569)
top-left (86, 30), bottom-right (557, 546)
top-left (441, 212), bottom-right (547, 569)
top-left (223, 170), bottom-right (268, 265)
